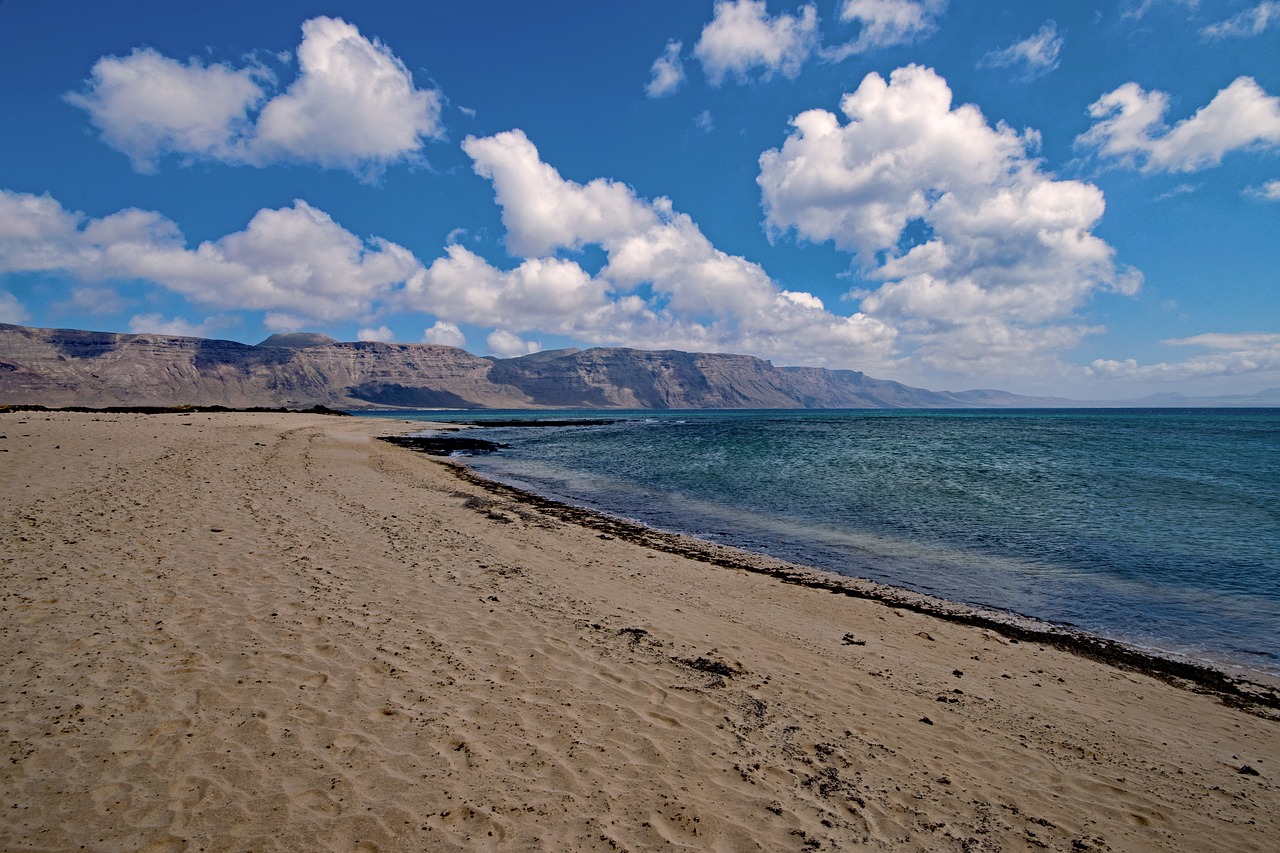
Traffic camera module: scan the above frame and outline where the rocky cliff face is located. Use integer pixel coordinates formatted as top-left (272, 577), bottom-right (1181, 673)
top-left (0, 323), bottom-right (1040, 409)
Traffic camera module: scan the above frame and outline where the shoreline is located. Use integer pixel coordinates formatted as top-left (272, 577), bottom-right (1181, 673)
top-left (4, 411), bottom-right (1277, 851)
top-left (418, 445), bottom-right (1280, 715)
top-left (379, 430), bottom-right (1280, 710)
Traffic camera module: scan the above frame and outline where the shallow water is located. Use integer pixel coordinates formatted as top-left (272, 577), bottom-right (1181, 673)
top-left (361, 408), bottom-right (1280, 678)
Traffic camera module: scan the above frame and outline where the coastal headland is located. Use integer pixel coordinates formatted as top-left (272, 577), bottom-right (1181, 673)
top-left (2, 411), bottom-right (1277, 851)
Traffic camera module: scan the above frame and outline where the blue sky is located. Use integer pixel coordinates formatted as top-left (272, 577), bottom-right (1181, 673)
top-left (1, 0), bottom-right (1277, 397)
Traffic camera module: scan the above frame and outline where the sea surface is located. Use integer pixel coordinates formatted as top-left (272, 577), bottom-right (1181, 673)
top-left (360, 408), bottom-right (1280, 679)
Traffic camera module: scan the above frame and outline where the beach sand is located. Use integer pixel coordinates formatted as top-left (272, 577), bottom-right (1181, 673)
top-left (2, 411), bottom-right (1277, 852)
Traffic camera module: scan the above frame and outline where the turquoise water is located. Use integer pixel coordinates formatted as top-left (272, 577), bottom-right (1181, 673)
top-left (362, 408), bottom-right (1280, 677)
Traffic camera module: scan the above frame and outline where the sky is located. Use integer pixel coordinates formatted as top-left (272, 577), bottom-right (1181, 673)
top-left (1, 1), bottom-right (1277, 398)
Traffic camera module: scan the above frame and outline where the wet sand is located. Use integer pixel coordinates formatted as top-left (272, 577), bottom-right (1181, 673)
top-left (2, 411), bottom-right (1277, 851)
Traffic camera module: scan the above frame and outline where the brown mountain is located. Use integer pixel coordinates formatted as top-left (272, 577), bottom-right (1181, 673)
top-left (0, 323), bottom-right (1054, 409)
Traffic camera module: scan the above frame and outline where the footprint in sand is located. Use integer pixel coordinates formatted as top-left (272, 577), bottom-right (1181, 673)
top-left (296, 788), bottom-right (342, 816)
top-left (151, 719), bottom-right (188, 735)
top-left (641, 709), bottom-right (682, 728)
top-left (332, 733), bottom-right (366, 750)
top-left (145, 719), bottom-right (190, 744)
top-left (443, 738), bottom-right (477, 770)
top-left (90, 782), bottom-right (132, 812)
top-left (166, 776), bottom-right (209, 809)
top-left (431, 805), bottom-right (508, 841)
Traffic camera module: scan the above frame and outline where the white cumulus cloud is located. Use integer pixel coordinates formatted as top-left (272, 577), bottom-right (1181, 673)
top-left (250, 17), bottom-right (442, 173)
top-left (0, 290), bottom-right (28, 324)
top-left (978, 21), bottom-right (1063, 80)
top-left (1246, 179), bottom-right (1280, 200)
top-left (758, 65), bottom-right (1134, 374)
top-left (825, 0), bottom-right (946, 60)
top-left (51, 286), bottom-right (129, 317)
top-left (140, 200), bottom-right (420, 321)
top-left (1088, 333), bottom-right (1280, 383)
top-left (413, 129), bottom-right (896, 366)
top-left (64, 49), bottom-right (266, 173)
top-left (0, 189), bottom-right (96, 271)
top-left (66, 16), bottom-right (442, 177)
top-left (646, 40), bottom-right (686, 97)
top-left (1121, 0), bottom-right (1199, 21)
top-left (1201, 2), bottom-right (1279, 39)
top-left (693, 1), bottom-right (818, 85)
top-left (487, 329), bottom-right (542, 358)
top-left (0, 190), bottom-right (420, 326)
top-left (1077, 76), bottom-right (1280, 173)
top-left (127, 314), bottom-right (228, 338)
top-left (461, 131), bottom-right (657, 258)
top-left (405, 243), bottom-right (613, 334)
top-left (357, 325), bottom-right (395, 342)
top-left (423, 320), bottom-right (466, 348)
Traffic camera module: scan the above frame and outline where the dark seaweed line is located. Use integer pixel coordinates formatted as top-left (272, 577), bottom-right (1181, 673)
top-left (381, 437), bottom-right (1280, 718)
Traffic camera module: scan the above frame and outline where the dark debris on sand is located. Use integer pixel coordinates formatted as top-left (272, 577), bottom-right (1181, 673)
top-left (378, 434), bottom-right (507, 456)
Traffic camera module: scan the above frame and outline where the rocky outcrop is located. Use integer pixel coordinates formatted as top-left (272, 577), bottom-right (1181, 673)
top-left (257, 332), bottom-right (339, 349)
top-left (0, 323), bottom-right (1051, 409)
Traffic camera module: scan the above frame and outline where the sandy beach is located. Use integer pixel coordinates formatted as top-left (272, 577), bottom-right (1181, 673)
top-left (2, 411), bottom-right (1277, 852)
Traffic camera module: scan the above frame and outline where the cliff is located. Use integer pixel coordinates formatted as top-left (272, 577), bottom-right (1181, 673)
top-left (0, 323), bottom-right (1047, 409)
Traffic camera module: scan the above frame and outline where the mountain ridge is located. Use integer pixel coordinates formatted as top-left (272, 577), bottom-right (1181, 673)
top-left (2, 323), bottom-right (1272, 410)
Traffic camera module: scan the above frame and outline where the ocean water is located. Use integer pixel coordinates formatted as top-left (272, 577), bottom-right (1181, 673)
top-left (362, 408), bottom-right (1280, 678)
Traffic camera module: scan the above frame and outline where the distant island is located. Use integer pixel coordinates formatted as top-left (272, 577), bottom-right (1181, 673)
top-left (2, 323), bottom-right (1276, 410)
